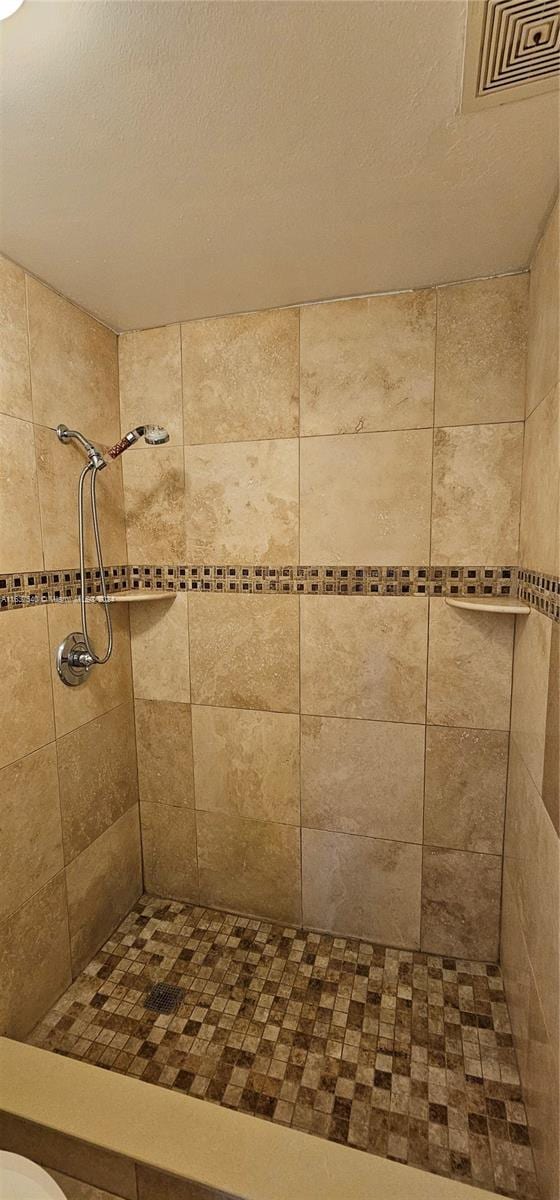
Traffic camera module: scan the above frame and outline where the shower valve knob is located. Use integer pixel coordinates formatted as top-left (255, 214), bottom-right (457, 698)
top-left (56, 632), bottom-right (94, 687)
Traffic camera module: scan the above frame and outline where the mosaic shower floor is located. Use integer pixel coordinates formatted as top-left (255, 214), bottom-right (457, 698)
top-left (29, 895), bottom-right (538, 1198)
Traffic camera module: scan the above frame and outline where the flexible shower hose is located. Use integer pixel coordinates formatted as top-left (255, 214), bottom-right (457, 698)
top-left (77, 461), bottom-right (113, 665)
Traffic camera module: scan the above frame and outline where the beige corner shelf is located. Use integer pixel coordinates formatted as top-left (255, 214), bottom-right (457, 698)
top-left (93, 591), bottom-right (176, 604)
top-left (445, 596), bottom-right (530, 615)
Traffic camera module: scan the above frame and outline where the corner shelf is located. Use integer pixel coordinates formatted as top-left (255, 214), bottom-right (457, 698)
top-left (93, 591), bottom-right (176, 604)
top-left (445, 596), bottom-right (530, 615)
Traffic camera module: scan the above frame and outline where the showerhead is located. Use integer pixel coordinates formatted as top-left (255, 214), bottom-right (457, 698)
top-left (107, 425), bottom-right (170, 458)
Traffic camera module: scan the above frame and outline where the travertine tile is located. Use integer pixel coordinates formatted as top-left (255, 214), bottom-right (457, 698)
top-left (135, 699), bottom-right (194, 808)
top-left (510, 608), bottom-right (552, 792)
top-left (0, 1114), bottom-right (137, 1200)
top-left (65, 807), bottom-right (142, 975)
top-left (431, 423), bottom-right (523, 565)
top-left (542, 621), bottom-right (559, 836)
top-left (524, 974), bottom-right (560, 1200)
top-left (183, 308), bottom-right (299, 444)
top-left (119, 324), bottom-right (183, 446)
top-left (300, 429), bottom-right (431, 564)
top-left (0, 744), bottom-right (63, 923)
top-left (35, 424), bottom-right (127, 569)
top-left (424, 726), bottom-right (508, 854)
top-left (0, 606), bottom-right (55, 770)
top-left (0, 413), bottom-right (43, 572)
top-left (435, 274), bottom-right (528, 426)
top-left (301, 716), bottom-right (424, 842)
top-left (0, 873), bottom-right (71, 1038)
top-left (197, 810), bottom-right (301, 924)
top-left (186, 439), bottom-right (299, 564)
top-left (192, 705), bottom-right (300, 825)
top-left (47, 602), bottom-right (133, 739)
top-left (302, 828), bottom-right (422, 947)
top-left (519, 381), bottom-right (559, 577)
top-left (527, 198), bottom-right (559, 415)
top-left (27, 276), bottom-right (119, 443)
top-left (57, 703), bottom-right (138, 863)
top-left (122, 446), bottom-right (186, 562)
top-left (300, 290), bottom-right (435, 435)
top-left (189, 592), bottom-right (299, 713)
top-left (129, 593), bottom-right (190, 703)
top-left (301, 595), bottom-right (427, 722)
top-left (500, 864), bottom-right (531, 1080)
top-left (0, 255), bottom-right (31, 420)
top-left (503, 741), bottom-right (540, 948)
top-left (421, 847), bottom-right (502, 959)
top-left (48, 1171), bottom-right (129, 1200)
top-left (427, 598), bottom-right (514, 730)
top-left (141, 802), bottom-right (198, 902)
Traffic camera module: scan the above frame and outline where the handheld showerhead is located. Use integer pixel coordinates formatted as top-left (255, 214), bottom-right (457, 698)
top-left (107, 425), bottom-right (170, 458)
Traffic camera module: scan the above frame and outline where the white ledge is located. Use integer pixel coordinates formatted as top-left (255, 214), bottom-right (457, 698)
top-left (445, 596), bottom-right (530, 614)
top-left (93, 591), bottom-right (176, 603)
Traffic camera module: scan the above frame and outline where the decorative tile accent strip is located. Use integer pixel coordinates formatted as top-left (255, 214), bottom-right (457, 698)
top-left (28, 895), bottom-right (538, 1199)
top-left (0, 564), bottom-right (519, 609)
top-left (518, 568), bottom-right (560, 623)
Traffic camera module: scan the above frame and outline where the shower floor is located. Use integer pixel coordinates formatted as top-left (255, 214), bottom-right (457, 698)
top-left (29, 895), bottom-right (538, 1199)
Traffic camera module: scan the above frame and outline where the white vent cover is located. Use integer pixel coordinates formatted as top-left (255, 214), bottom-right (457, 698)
top-left (462, 0), bottom-right (560, 110)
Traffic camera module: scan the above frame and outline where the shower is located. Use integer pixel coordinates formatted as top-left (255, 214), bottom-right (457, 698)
top-left (55, 422), bottom-right (169, 687)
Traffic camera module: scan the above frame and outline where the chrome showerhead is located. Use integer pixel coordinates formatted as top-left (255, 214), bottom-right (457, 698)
top-left (107, 425), bottom-right (170, 458)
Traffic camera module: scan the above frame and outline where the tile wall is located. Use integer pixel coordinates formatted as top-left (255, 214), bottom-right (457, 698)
top-left (500, 199), bottom-right (560, 1200)
top-left (0, 259), bottom-right (141, 1037)
top-left (118, 271), bottom-right (530, 962)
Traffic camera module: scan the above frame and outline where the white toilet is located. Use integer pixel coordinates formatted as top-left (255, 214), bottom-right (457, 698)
top-left (0, 1153), bottom-right (66, 1199)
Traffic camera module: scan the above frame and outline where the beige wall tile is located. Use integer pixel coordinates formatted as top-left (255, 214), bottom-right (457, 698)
top-left (182, 308), bottom-right (299, 444)
top-left (0, 255), bottom-right (31, 420)
top-left (0, 744), bottom-right (63, 923)
top-left (186, 439), bottom-right (299, 564)
top-left (300, 290), bottom-right (435, 436)
top-left (301, 595), bottom-right (427, 722)
top-left (421, 847), bottom-right (501, 960)
top-left (300, 429), bottom-right (431, 564)
top-left (122, 446), bottom-right (186, 563)
top-left (47, 603), bottom-right (133, 739)
top-left (141, 802), bottom-right (198, 902)
top-left (189, 592), bottom-right (299, 714)
top-left (197, 810), bottom-right (301, 924)
top-left (500, 865), bottom-right (531, 1081)
top-left (542, 622), bottom-right (559, 836)
top-left (427, 599), bottom-right (514, 730)
top-left (424, 726), bottom-right (508, 855)
top-left (302, 828), bottom-right (422, 947)
top-left (119, 324), bottom-right (183, 446)
top-left (435, 274), bottom-right (528, 426)
top-left (524, 974), bottom-right (560, 1200)
top-left (519, 382), bottom-right (559, 577)
top-left (27, 276), bottom-right (119, 444)
top-left (0, 413), bottom-right (43, 572)
top-left (135, 699), bottom-right (194, 808)
top-left (57, 703), bottom-right (138, 863)
top-left (65, 806), bottom-right (142, 975)
top-left (503, 740), bottom-right (541, 947)
top-left (0, 873), bottom-right (71, 1038)
top-left (0, 1114), bottom-right (137, 1200)
top-left (192, 705), bottom-right (300, 825)
top-left (431, 423), bottom-right (523, 565)
top-left (510, 609), bottom-right (552, 793)
top-left (0, 606), bottom-right (55, 770)
top-left (129, 594), bottom-right (190, 702)
top-left (137, 1164), bottom-right (239, 1199)
top-left (48, 1170), bottom-right (128, 1200)
top-left (35, 426), bottom-right (127, 569)
top-left (527, 199), bottom-right (559, 415)
top-left (301, 716), bottom-right (424, 842)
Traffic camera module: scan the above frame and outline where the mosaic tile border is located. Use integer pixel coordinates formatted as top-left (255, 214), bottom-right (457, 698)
top-left (0, 563), bottom-right (519, 608)
top-left (518, 568), bottom-right (560, 623)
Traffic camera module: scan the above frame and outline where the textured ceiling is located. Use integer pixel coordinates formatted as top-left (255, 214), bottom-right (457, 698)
top-left (0, 0), bottom-right (558, 331)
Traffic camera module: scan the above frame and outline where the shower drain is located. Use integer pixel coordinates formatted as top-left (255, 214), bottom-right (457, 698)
top-left (144, 982), bottom-right (185, 1014)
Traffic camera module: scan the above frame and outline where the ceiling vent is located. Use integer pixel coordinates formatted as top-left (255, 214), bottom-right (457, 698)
top-left (462, 0), bottom-right (560, 111)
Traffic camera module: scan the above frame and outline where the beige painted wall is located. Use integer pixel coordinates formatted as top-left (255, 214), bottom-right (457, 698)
top-left (119, 272), bottom-right (529, 960)
top-left (0, 258), bottom-right (141, 1038)
top-left (501, 200), bottom-right (560, 1200)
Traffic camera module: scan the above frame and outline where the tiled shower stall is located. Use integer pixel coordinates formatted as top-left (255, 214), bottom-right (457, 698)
top-left (0, 199), bottom-right (558, 1199)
